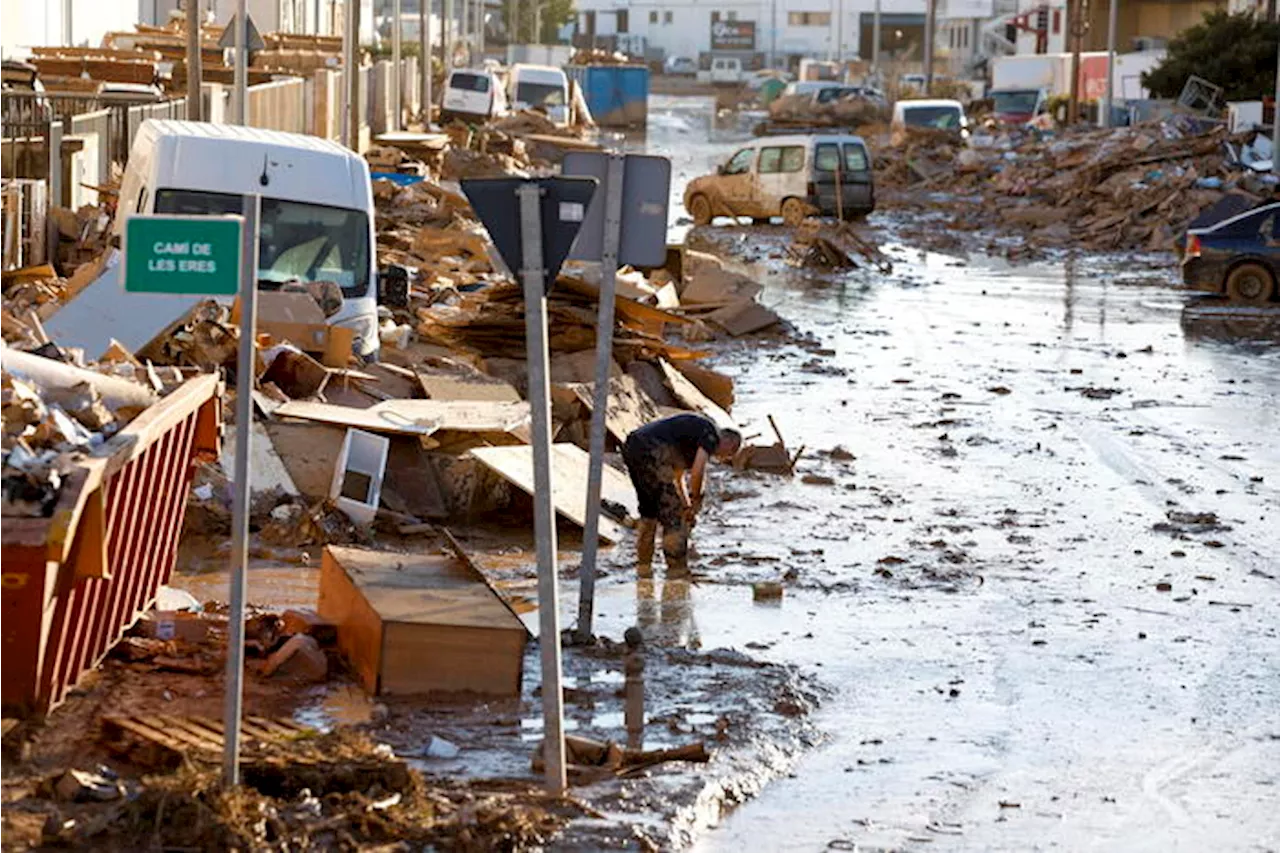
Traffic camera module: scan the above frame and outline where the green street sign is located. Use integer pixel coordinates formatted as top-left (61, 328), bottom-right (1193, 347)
top-left (123, 215), bottom-right (243, 295)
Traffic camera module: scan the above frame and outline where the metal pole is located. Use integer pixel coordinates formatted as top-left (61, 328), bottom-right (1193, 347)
top-left (1068, 0), bottom-right (1081, 125)
top-left (770, 0), bottom-right (777, 68)
top-left (393, 0), bottom-right (403, 130)
top-left (186, 0), bottom-right (204, 122)
top-left (222, 194), bottom-right (259, 788)
top-left (872, 0), bottom-right (881, 71)
top-left (349, 0), bottom-right (362, 150)
top-left (923, 0), bottom-right (935, 95)
top-left (576, 153), bottom-right (625, 644)
top-left (535, 1), bottom-right (542, 44)
top-left (478, 0), bottom-right (485, 60)
top-left (421, 0), bottom-right (432, 126)
top-left (233, 0), bottom-right (248, 124)
top-left (62, 0), bottom-right (72, 45)
top-left (513, 0), bottom-right (521, 45)
top-left (342, 0), bottom-right (353, 146)
top-left (1102, 0), bottom-right (1117, 128)
top-left (1274, 38), bottom-right (1280, 176)
top-left (518, 182), bottom-right (567, 795)
top-left (835, 0), bottom-right (843, 64)
top-left (444, 0), bottom-right (453, 74)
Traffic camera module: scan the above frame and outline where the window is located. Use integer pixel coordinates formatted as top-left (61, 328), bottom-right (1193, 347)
top-left (788, 11), bottom-right (831, 26)
top-left (616, 9), bottom-right (628, 32)
top-left (902, 105), bottom-right (962, 129)
top-left (449, 71), bottom-right (490, 92)
top-left (711, 10), bottom-right (720, 23)
top-left (759, 146), bottom-right (804, 173)
top-left (723, 147), bottom-right (755, 175)
top-left (516, 81), bottom-right (566, 107)
top-left (1052, 9), bottom-right (1061, 34)
top-left (814, 143), bottom-right (870, 173)
top-left (649, 10), bottom-right (657, 23)
top-left (154, 189), bottom-right (371, 298)
top-left (664, 10), bottom-right (672, 24)
top-left (727, 10), bottom-right (736, 20)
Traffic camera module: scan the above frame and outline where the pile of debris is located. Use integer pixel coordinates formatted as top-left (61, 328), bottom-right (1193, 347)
top-left (568, 48), bottom-right (634, 65)
top-left (874, 118), bottom-right (1276, 251)
top-left (0, 345), bottom-right (179, 516)
top-left (763, 92), bottom-right (888, 131)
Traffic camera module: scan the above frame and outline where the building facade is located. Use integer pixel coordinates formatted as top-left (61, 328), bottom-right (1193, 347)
top-left (574, 0), bottom-right (929, 67)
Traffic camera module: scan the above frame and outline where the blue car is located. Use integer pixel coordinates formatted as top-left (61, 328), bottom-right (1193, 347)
top-left (1181, 202), bottom-right (1280, 305)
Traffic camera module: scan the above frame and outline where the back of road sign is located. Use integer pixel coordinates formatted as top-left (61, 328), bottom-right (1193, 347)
top-left (462, 177), bottom-right (599, 293)
top-left (562, 152), bottom-right (670, 267)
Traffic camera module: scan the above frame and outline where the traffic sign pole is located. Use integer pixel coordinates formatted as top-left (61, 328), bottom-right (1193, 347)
top-left (233, 0), bottom-right (247, 124)
top-left (517, 181), bottom-right (567, 795)
top-left (222, 193), bottom-right (260, 787)
top-left (576, 153), bottom-right (625, 643)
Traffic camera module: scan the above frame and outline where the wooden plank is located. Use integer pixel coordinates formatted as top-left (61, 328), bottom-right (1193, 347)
top-left (469, 444), bottom-right (636, 544)
top-left (275, 399), bottom-right (530, 437)
top-left (571, 374), bottom-right (662, 445)
top-left (417, 372), bottom-right (521, 403)
top-left (658, 359), bottom-right (735, 429)
top-left (135, 716), bottom-right (219, 752)
top-left (156, 715), bottom-right (226, 751)
top-left (672, 362), bottom-right (734, 411)
top-left (102, 716), bottom-right (190, 753)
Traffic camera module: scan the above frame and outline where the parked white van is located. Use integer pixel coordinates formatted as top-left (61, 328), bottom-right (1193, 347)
top-left (115, 119), bottom-right (380, 358)
top-left (710, 56), bottom-right (743, 85)
top-left (507, 64), bottom-right (570, 126)
top-left (441, 68), bottom-right (508, 124)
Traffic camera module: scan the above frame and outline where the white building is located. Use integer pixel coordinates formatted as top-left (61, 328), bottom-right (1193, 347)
top-left (2, 0), bottom-right (143, 57)
top-left (574, 0), bottom-right (929, 67)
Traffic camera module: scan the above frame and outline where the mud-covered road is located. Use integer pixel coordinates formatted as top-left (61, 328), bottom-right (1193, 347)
top-left (588, 96), bottom-right (1280, 851)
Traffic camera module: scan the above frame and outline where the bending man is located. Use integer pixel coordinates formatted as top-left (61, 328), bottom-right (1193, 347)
top-left (621, 413), bottom-right (741, 574)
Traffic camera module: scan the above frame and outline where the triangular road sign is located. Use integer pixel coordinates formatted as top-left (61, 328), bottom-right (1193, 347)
top-left (462, 177), bottom-right (598, 294)
top-left (218, 13), bottom-right (266, 52)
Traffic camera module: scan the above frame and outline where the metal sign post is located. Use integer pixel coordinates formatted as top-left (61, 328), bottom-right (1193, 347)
top-left (516, 182), bottom-right (567, 794)
top-left (575, 153), bottom-right (624, 643)
top-left (221, 194), bottom-right (260, 787)
top-left (392, 0), bottom-right (403, 130)
top-left (560, 152), bottom-right (670, 642)
top-left (461, 175), bottom-right (598, 795)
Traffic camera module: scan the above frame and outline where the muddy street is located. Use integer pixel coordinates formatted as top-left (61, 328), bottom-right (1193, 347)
top-left (597, 97), bottom-right (1280, 850)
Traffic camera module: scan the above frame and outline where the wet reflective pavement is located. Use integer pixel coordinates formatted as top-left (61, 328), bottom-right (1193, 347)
top-left (601, 98), bottom-right (1280, 850)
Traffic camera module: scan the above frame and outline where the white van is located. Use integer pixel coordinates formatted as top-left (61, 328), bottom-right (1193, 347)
top-left (441, 68), bottom-right (508, 124)
top-left (115, 120), bottom-right (380, 358)
top-left (507, 64), bottom-right (570, 126)
top-left (710, 56), bottom-right (743, 85)
top-left (890, 98), bottom-right (970, 145)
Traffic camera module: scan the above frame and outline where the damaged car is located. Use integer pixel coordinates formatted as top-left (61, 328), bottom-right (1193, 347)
top-left (684, 134), bottom-right (875, 227)
top-left (1181, 202), bottom-right (1280, 305)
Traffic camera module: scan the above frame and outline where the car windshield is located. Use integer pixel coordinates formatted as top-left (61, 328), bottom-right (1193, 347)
top-left (450, 72), bottom-right (490, 92)
top-left (516, 81), bottom-right (565, 107)
top-left (992, 90), bottom-right (1039, 113)
top-left (154, 189), bottom-right (371, 298)
top-left (903, 106), bottom-right (962, 129)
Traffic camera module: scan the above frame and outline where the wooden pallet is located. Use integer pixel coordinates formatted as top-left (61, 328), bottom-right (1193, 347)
top-left (102, 714), bottom-right (314, 765)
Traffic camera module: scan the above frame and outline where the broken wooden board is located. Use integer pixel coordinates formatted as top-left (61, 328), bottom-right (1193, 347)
top-left (704, 300), bottom-right (781, 337)
top-left (274, 399), bottom-right (531, 437)
top-left (658, 359), bottom-right (734, 429)
top-left (673, 362), bottom-right (734, 411)
top-left (470, 443), bottom-right (637, 543)
top-left (571, 374), bottom-right (662, 445)
top-left (417, 372), bottom-right (521, 403)
top-left (102, 714), bottom-right (315, 766)
top-left (318, 545), bottom-right (527, 696)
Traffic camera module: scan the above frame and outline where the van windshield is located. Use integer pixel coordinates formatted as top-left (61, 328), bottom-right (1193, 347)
top-left (451, 72), bottom-right (490, 92)
top-left (516, 81), bottom-right (565, 107)
top-left (992, 90), bottom-right (1040, 114)
top-left (154, 189), bottom-right (371, 298)
top-left (902, 106), bottom-right (962, 129)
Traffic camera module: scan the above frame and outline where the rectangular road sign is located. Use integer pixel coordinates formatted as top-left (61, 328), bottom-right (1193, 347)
top-left (123, 215), bottom-right (243, 295)
top-left (562, 152), bottom-right (670, 267)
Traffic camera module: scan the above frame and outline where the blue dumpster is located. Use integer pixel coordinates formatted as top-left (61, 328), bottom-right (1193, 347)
top-left (565, 65), bottom-right (649, 128)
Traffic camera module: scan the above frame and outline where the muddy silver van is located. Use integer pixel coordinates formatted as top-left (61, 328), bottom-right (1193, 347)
top-left (684, 133), bottom-right (875, 227)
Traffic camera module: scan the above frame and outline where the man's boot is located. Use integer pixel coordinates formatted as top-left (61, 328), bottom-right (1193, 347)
top-left (636, 519), bottom-right (658, 571)
top-left (662, 529), bottom-right (690, 576)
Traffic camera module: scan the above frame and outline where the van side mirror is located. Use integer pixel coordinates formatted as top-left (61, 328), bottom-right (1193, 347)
top-left (717, 164), bottom-right (726, 175)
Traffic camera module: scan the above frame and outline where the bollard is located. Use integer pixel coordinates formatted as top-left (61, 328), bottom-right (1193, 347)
top-left (623, 626), bottom-right (646, 750)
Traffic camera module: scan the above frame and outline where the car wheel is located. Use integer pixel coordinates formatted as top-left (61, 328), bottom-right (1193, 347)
top-left (1224, 262), bottom-right (1276, 304)
top-left (752, 217), bottom-right (771, 225)
top-left (781, 197), bottom-right (809, 228)
top-left (688, 194), bottom-right (713, 227)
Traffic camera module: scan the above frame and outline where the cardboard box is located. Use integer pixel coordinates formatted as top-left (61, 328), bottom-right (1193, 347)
top-left (232, 292), bottom-right (351, 368)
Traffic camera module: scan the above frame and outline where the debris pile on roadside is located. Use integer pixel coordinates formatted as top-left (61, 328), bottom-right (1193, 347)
top-left (569, 47), bottom-right (633, 65)
top-left (874, 119), bottom-right (1276, 251)
top-left (762, 93), bottom-right (889, 132)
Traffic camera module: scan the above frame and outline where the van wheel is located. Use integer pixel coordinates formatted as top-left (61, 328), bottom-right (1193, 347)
top-left (781, 197), bottom-right (809, 227)
top-left (1225, 263), bottom-right (1275, 304)
top-left (688, 194), bottom-right (713, 226)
